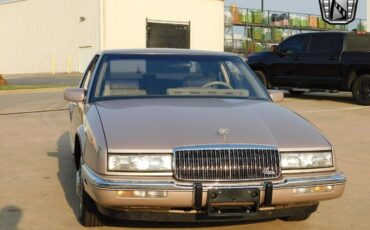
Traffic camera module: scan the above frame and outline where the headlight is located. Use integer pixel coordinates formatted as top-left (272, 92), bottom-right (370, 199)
top-left (281, 152), bottom-right (333, 169)
top-left (108, 154), bottom-right (172, 172)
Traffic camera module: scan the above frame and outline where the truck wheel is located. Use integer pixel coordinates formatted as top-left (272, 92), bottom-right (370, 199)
top-left (352, 75), bottom-right (370, 105)
top-left (78, 167), bottom-right (105, 226)
top-left (289, 90), bottom-right (305, 96)
top-left (254, 71), bottom-right (269, 88)
top-left (280, 212), bottom-right (312, 221)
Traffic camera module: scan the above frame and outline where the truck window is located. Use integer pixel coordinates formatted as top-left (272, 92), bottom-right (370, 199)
top-left (308, 34), bottom-right (342, 54)
top-left (346, 34), bottom-right (370, 51)
top-left (278, 35), bottom-right (308, 54)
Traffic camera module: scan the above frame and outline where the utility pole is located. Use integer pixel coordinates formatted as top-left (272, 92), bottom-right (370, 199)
top-left (261, 0), bottom-right (264, 11)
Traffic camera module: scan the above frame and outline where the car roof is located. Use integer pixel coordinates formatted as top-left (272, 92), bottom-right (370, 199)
top-left (98, 48), bottom-right (238, 56)
top-left (292, 31), bottom-right (369, 36)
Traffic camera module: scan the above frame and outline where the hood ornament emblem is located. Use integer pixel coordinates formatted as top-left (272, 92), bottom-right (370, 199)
top-left (217, 128), bottom-right (230, 139)
top-left (262, 168), bottom-right (276, 176)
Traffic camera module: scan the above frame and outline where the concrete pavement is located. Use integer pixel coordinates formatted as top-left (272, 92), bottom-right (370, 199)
top-left (0, 89), bottom-right (369, 229)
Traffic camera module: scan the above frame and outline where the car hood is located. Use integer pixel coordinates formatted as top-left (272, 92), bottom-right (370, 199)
top-left (248, 51), bottom-right (272, 57)
top-left (96, 98), bottom-right (330, 152)
top-left (247, 51), bottom-right (273, 63)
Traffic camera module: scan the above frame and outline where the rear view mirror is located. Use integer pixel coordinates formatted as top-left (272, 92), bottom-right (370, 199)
top-left (268, 90), bottom-right (284, 103)
top-left (64, 88), bottom-right (85, 102)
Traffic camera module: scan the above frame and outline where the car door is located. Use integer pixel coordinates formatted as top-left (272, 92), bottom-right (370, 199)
top-left (269, 34), bottom-right (310, 88)
top-left (300, 33), bottom-right (343, 89)
top-left (69, 55), bottom-right (99, 144)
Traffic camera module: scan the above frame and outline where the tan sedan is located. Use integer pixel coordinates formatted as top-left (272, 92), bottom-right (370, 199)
top-left (64, 49), bottom-right (345, 227)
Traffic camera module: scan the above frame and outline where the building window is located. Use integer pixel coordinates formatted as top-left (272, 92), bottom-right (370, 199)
top-left (147, 21), bottom-right (190, 49)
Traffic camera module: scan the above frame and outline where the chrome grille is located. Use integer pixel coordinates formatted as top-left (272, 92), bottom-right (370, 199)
top-left (173, 145), bottom-right (280, 181)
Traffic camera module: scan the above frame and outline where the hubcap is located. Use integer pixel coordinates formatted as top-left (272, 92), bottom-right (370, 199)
top-left (77, 169), bottom-right (83, 217)
top-left (358, 81), bottom-right (370, 100)
top-left (77, 169), bottom-right (83, 216)
top-left (77, 155), bottom-right (84, 217)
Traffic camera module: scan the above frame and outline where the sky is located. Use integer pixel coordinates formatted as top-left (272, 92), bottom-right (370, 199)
top-left (225, 0), bottom-right (367, 19)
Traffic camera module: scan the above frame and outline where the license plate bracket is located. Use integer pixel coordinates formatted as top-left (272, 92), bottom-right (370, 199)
top-left (207, 188), bottom-right (260, 217)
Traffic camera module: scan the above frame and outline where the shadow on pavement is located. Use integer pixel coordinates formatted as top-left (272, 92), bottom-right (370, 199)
top-left (49, 133), bottom-right (276, 228)
top-left (47, 132), bottom-right (79, 218)
top-left (286, 92), bottom-right (357, 105)
top-left (0, 205), bottom-right (22, 230)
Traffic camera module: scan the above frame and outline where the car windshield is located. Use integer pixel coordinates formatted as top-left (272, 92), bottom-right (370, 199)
top-left (90, 54), bottom-right (269, 102)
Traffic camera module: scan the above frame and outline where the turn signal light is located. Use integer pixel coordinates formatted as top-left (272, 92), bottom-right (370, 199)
top-left (116, 190), bottom-right (168, 198)
top-left (293, 185), bottom-right (334, 195)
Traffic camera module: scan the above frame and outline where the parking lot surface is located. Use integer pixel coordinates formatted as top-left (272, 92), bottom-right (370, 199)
top-left (3, 74), bottom-right (81, 86)
top-left (0, 89), bottom-right (369, 230)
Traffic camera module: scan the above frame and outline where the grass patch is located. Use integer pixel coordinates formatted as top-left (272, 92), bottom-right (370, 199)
top-left (0, 85), bottom-right (73, 91)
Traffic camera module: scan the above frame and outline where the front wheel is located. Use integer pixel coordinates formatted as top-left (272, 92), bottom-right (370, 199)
top-left (78, 167), bottom-right (105, 226)
top-left (352, 75), bottom-right (370, 105)
top-left (79, 189), bottom-right (105, 227)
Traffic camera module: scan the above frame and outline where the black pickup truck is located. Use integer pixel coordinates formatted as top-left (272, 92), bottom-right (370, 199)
top-left (247, 32), bottom-right (370, 105)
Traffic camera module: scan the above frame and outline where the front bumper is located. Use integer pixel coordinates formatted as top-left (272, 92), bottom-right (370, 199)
top-left (97, 202), bottom-right (319, 222)
top-left (81, 165), bottom-right (346, 209)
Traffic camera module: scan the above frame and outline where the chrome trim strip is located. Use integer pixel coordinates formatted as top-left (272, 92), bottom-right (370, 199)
top-left (109, 149), bottom-right (172, 154)
top-left (108, 146), bottom-right (333, 154)
top-left (273, 172), bottom-right (346, 189)
top-left (82, 165), bottom-right (346, 191)
top-left (279, 147), bottom-right (332, 152)
top-left (173, 144), bottom-right (279, 151)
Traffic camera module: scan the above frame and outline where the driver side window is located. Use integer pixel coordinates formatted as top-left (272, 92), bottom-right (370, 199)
top-left (279, 35), bottom-right (309, 54)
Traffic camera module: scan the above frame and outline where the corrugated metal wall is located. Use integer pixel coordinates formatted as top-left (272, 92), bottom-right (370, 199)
top-left (0, 0), bottom-right (100, 74)
top-left (367, 1), bottom-right (370, 32)
top-left (0, 0), bottom-right (224, 74)
top-left (101, 0), bottom-right (224, 51)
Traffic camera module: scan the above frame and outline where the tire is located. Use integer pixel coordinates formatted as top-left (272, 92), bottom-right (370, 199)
top-left (254, 70), bottom-right (268, 88)
top-left (79, 189), bottom-right (105, 227)
top-left (280, 212), bottom-right (312, 222)
top-left (352, 75), bottom-right (370, 105)
top-left (78, 164), bottom-right (105, 226)
top-left (289, 90), bottom-right (305, 96)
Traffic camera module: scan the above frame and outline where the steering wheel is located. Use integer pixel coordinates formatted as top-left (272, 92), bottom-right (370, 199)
top-left (201, 81), bottom-right (233, 89)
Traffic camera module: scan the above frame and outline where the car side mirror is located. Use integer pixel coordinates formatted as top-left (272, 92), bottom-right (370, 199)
top-left (64, 88), bottom-right (85, 102)
top-left (269, 90), bottom-right (284, 103)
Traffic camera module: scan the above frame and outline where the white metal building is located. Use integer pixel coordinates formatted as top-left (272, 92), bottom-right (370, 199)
top-left (367, 0), bottom-right (370, 31)
top-left (0, 0), bottom-right (224, 74)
